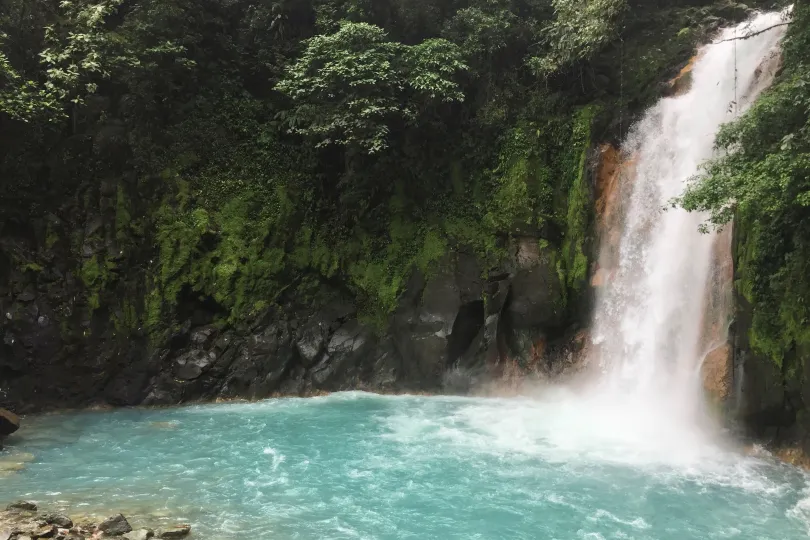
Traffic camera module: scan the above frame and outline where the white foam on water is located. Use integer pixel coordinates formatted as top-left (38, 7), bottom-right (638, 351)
top-left (787, 486), bottom-right (810, 535)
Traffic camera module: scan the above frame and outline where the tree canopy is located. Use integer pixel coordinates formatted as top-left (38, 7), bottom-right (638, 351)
top-left (276, 22), bottom-right (467, 154)
top-left (0, 0), bottom-right (766, 332)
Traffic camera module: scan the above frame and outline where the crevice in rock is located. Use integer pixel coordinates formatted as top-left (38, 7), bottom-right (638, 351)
top-left (446, 301), bottom-right (484, 365)
top-left (176, 285), bottom-right (227, 327)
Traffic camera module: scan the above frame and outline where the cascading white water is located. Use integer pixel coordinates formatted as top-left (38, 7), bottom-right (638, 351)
top-left (590, 10), bottom-right (789, 432)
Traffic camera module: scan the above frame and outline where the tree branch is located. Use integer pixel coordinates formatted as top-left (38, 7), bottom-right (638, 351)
top-left (712, 22), bottom-right (791, 44)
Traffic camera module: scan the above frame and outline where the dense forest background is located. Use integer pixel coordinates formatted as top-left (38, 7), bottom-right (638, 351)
top-left (0, 0), bottom-right (771, 335)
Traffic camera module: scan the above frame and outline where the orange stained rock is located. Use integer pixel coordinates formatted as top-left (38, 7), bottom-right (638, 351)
top-left (701, 343), bottom-right (732, 402)
top-left (666, 54), bottom-right (700, 96)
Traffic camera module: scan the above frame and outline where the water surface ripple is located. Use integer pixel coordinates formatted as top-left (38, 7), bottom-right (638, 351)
top-left (2, 392), bottom-right (809, 539)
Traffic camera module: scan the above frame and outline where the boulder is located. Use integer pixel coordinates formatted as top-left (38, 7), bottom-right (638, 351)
top-left (0, 409), bottom-right (20, 436)
top-left (44, 514), bottom-right (72, 528)
top-left (309, 320), bottom-right (373, 388)
top-left (6, 501), bottom-right (36, 511)
top-left (295, 320), bottom-right (327, 367)
top-left (173, 350), bottom-right (216, 381)
top-left (98, 514), bottom-right (132, 535)
top-left (158, 524), bottom-right (191, 538)
top-left (189, 326), bottom-right (217, 348)
top-left (32, 525), bottom-right (56, 538)
top-left (124, 529), bottom-right (155, 540)
top-left (505, 262), bottom-right (566, 330)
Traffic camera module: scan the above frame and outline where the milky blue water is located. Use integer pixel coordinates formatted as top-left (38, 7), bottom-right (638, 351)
top-left (2, 392), bottom-right (809, 539)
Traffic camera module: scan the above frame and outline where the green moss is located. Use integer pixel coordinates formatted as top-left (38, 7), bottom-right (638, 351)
top-left (484, 124), bottom-right (558, 234)
top-left (115, 184), bottom-right (132, 244)
top-left (145, 287), bottom-right (164, 335)
top-left (79, 254), bottom-right (116, 311)
top-left (45, 225), bottom-right (59, 250)
top-left (80, 255), bottom-right (102, 287)
top-left (733, 213), bottom-right (759, 304)
top-left (561, 105), bottom-right (598, 295)
top-left (112, 298), bottom-right (139, 335)
top-left (553, 251), bottom-right (568, 313)
top-left (734, 207), bottom-right (810, 370)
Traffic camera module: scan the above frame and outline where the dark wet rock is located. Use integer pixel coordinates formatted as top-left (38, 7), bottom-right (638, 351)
top-left (498, 238), bottom-right (569, 365)
top-left (157, 524), bottom-right (191, 538)
top-left (141, 388), bottom-right (176, 407)
top-left (389, 265), bottom-right (456, 387)
top-left (17, 291), bottom-right (36, 303)
top-left (295, 320), bottom-right (327, 367)
top-left (98, 514), bottom-right (132, 535)
top-left (173, 350), bottom-right (216, 381)
top-left (6, 501), bottom-right (36, 512)
top-left (189, 326), bottom-right (216, 348)
top-left (368, 339), bottom-right (401, 389)
top-left (309, 320), bottom-right (373, 389)
top-left (505, 261), bottom-right (565, 330)
top-left (0, 409), bottom-right (20, 436)
top-left (44, 514), bottom-right (72, 528)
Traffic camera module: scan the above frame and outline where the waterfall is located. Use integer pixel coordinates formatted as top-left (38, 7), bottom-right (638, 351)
top-left (589, 11), bottom-right (788, 431)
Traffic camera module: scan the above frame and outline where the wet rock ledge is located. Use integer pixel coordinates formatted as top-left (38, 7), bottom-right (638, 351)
top-left (0, 502), bottom-right (191, 540)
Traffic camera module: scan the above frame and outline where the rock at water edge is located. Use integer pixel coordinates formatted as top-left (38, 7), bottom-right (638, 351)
top-left (44, 514), bottom-right (72, 528)
top-left (124, 529), bottom-right (155, 540)
top-left (6, 501), bottom-right (37, 511)
top-left (158, 524), bottom-right (191, 538)
top-left (0, 409), bottom-right (20, 437)
top-left (98, 514), bottom-right (132, 535)
top-left (32, 525), bottom-right (56, 538)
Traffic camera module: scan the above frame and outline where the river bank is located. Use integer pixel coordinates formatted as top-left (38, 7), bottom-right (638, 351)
top-left (0, 501), bottom-right (190, 540)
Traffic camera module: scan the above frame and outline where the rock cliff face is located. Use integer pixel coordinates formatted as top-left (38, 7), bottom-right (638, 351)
top-left (729, 238), bottom-right (810, 457)
top-left (0, 213), bottom-right (594, 413)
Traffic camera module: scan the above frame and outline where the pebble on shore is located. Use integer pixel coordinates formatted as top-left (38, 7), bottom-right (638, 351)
top-left (0, 502), bottom-right (191, 540)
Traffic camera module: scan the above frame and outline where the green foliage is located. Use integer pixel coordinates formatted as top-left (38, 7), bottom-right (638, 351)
top-left (277, 21), bottom-right (467, 153)
top-left (80, 255), bottom-right (116, 310)
top-left (529, 0), bottom-right (628, 75)
top-left (562, 105), bottom-right (597, 293)
top-left (40, 0), bottom-right (132, 105)
top-left (0, 35), bottom-right (60, 122)
top-left (442, 6), bottom-right (520, 73)
top-left (149, 190), bottom-right (290, 332)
